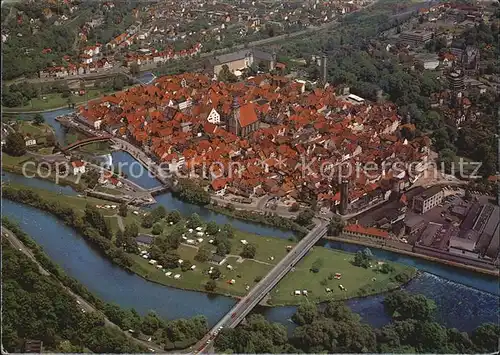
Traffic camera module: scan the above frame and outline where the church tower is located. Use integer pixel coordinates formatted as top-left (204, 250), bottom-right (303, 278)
top-left (228, 96), bottom-right (240, 136)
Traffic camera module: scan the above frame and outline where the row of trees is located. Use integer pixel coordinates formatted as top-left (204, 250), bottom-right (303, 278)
top-left (210, 204), bottom-right (308, 237)
top-left (3, 186), bottom-right (133, 269)
top-left (215, 291), bottom-right (499, 353)
top-left (172, 179), bottom-right (211, 205)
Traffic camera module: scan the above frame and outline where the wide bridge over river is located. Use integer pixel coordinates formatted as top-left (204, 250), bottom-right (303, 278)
top-left (193, 219), bottom-right (329, 353)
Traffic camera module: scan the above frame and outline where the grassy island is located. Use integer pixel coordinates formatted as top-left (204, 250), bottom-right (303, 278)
top-left (2, 183), bottom-right (416, 305)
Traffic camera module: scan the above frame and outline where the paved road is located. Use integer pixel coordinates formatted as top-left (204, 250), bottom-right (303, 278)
top-left (1, 227), bottom-right (164, 353)
top-left (192, 219), bottom-right (329, 354)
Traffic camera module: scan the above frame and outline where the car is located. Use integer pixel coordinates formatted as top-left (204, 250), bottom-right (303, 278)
top-left (231, 312), bottom-right (236, 319)
top-left (76, 300), bottom-right (81, 305)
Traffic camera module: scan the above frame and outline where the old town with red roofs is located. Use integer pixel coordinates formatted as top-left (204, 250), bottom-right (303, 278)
top-left (77, 73), bottom-right (431, 213)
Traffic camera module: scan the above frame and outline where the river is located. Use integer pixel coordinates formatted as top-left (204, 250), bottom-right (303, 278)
top-left (111, 150), bottom-right (296, 239)
top-left (15, 108), bottom-right (75, 145)
top-left (2, 107), bottom-right (498, 333)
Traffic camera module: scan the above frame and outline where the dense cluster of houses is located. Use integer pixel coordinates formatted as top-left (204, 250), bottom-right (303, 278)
top-left (39, 41), bottom-right (202, 79)
top-left (76, 72), bottom-right (431, 211)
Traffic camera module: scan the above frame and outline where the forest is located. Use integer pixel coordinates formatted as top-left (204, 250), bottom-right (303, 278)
top-left (2, 217), bottom-right (208, 351)
top-left (215, 291), bottom-right (499, 354)
top-left (2, 239), bottom-right (145, 353)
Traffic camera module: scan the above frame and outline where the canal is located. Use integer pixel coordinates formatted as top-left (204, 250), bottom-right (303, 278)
top-left (2, 107), bottom-right (498, 333)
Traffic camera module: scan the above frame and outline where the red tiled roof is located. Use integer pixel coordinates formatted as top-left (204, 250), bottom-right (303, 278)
top-left (239, 103), bottom-right (258, 128)
top-left (344, 224), bottom-right (389, 238)
top-left (71, 160), bottom-right (85, 167)
top-left (211, 178), bottom-right (228, 191)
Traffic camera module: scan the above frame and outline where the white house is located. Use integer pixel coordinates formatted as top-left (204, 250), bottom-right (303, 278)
top-left (93, 119), bottom-right (102, 130)
top-left (25, 138), bottom-right (37, 146)
top-left (206, 108), bottom-right (221, 124)
top-left (71, 160), bottom-right (86, 175)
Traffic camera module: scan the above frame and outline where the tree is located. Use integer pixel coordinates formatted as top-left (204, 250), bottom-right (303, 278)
top-left (46, 133), bottom-right (56, 147)
top-left (295, 209), bottom-right (315, 226)
top-left (130, 63), bottom-right (140, 75)
top-left (141, 311), bottom-right (162, 335)
top-left (438, 148), bottom-right (457, 174)
top-left (195, 245), bottom-right (212, 262)
top-left (4, 132), bottom-right (26, 156)
top-left (82, 169), bottom-right (100, 189)
top-left (217, 64), bottom-right (237, 83)
top-left (152, 223), bottom-right (163, 235)
top-left (84, 204), bottom-right (112, 239)
top-left (2, 90), bottom-right (24, 107)
top-left (445, 328), bottom-right (473, 353)
top-left (221, 224), bottom-right (234, 238)
top-left (180, 259), bottom-right (192, 272)
top-left (353, 251), bottom-right (370, 268)
top-left (158, 251), bottom-right (181, 269)
top-left (240, 243), bottom-right (256, 259)
top-left (114, 229), bottom-right (124, 248)
top-left (166, 210), bottom-right (181, 224)
top-left (384, 291), bottom-right (436, 321)
top-left (164, 223), bottom-right (184, 250)
top-left (323, 302), bottom-right (358, 322)
top-left (205, 279), bottom-right (217, 292)
top-left (267, 26), bottom-right (275, 37)
top-left (328, 215), bottom-right (345, 236)
top-left (33, 113), bottom-right (45, 125)
top-left (471, 323), bottom-right (500, 352)
top-left (414, 321), bottom-right (447, 352)
top-left (151, 205), bottom-right (166, 223)
top-left (124, 223), bottom-right (139, 239)
top-left (112, 76), bottom-right (126, 91)
top-left (209, 267), bottom-right (221, 280)
top-left (186, 213), bottom-right (202, 229)
top-left (173, 179), bottom-right (211, 205)
top-left (379, 263), bottom-right (395, 274)
top-left (310, 257), bottom-right (324, 273)
top-left (3, 241), bottom-right (143, 353)
top-left (119, 203), bottom-right (128, 217)
top-left (205, 221), bottom-right (219, 235)
top-left (141, 213), bottom-right (155, 228)
top-left (116, 225), bottom-right (138, 253)
top-left (215, 235), bottom-right (231, 256)
top-left (292, 303), bottom-right (318, 325)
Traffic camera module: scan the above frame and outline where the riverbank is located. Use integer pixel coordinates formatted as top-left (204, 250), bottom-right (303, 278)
top-left (2, 155), bottom-right (86, 192)
top-left (2, 183), bottom-right (415, 306)
top-left (2, 104), bottom-right (77, 114)
top-left (326, 236), bottom-right (500, 278)
top-left (207, 204), bottom-right (308, 238)
top-left (1, 218), bottom-right (203, 352)
top-left (4, 197), bottom-right (499, 333)
top-left (1, 89), bottom-right (104, 113)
